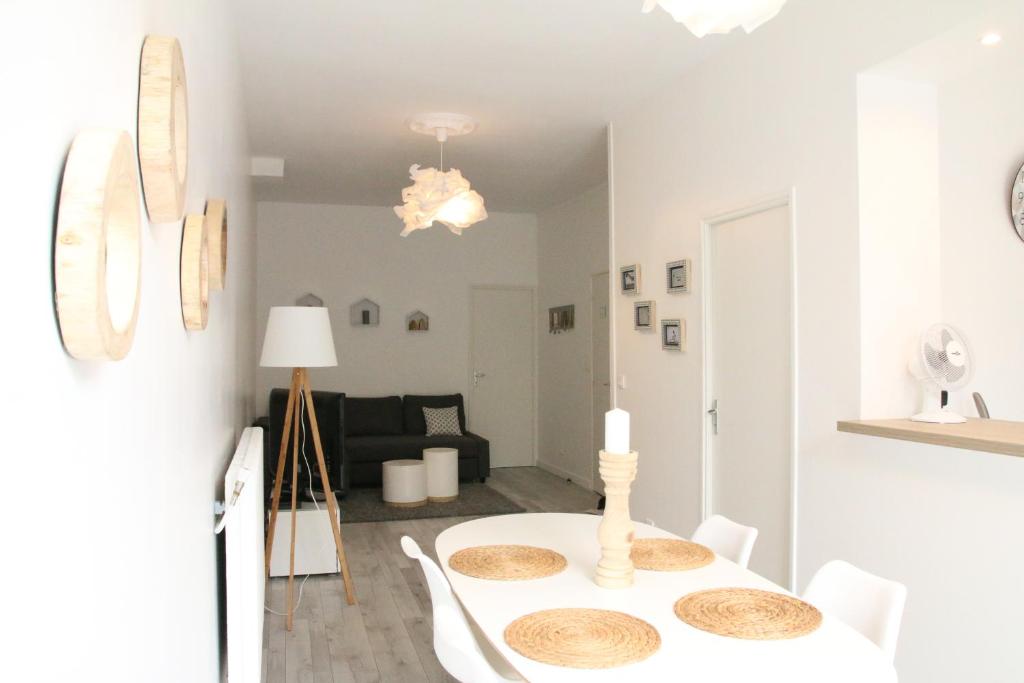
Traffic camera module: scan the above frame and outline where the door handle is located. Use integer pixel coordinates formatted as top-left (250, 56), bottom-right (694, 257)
top-left (707, 399), bottom-right (718, 435)
top-left (473, 371), bottom-right (486, 387)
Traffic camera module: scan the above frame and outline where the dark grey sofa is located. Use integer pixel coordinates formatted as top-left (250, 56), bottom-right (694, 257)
top-left (345, 394), bottom-right (490, 487)
top-left (257, 389), bottom-right (347, 504)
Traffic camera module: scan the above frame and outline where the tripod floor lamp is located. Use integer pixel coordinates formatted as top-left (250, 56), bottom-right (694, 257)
top-left (261, 306), bottom-right (355, 630)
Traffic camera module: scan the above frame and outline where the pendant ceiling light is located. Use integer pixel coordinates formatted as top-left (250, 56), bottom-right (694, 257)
top-left (641, 0), bottom-right (787, 38)
top-left (393, 112), bottom-right (487, 237)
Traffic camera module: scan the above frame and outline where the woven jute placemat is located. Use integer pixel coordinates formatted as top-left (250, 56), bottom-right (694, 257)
top-left (631, 538), bottom-right (715, 571)
top-left (674, 588), bottom-right (822, 640)
top-left (448, 545), bottom-right (567, 580)
top-left (504, 608), bottom-right (661, 669)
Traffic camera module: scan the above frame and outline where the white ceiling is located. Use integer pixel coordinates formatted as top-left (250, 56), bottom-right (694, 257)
top-left (232, 0), bottom-right (734, 212)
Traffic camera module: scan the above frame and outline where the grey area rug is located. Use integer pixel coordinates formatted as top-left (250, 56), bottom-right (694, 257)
top-left (338, 483), bottom-right (526, 523)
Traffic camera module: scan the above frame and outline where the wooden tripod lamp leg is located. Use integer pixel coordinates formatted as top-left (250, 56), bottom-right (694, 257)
top-left (300, 369), bottom-right (357, 605)
top-left (286, 389), bottom-right (300, 631)
top-left (265, 369), bottom-right (300, 578)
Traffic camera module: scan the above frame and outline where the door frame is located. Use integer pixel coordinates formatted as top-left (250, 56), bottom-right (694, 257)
top-left (699, 189), bottom-right (799, 591)
top-left (590, 270), bottom-right (611, 493)
top-left (467, 284), bottom-right (538, 467)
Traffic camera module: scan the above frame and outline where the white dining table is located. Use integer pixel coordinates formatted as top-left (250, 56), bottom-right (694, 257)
top-left (435, 513), bottom-right (897, 683)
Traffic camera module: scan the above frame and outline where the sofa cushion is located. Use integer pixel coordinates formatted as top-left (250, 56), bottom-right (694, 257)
top-left (345, 434), bottom-right (479, 463)
top-left (345, 396), bottom-right (403, 436)
top-left (403, 394), bottom-right (467, 434)
top-left (423, 406), bottom-right (463, 436)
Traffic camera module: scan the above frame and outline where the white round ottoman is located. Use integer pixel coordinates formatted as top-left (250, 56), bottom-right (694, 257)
top-left (423, 447), bottom-right (459, 502)
top-left (382, 459), bottom-right (427, 508)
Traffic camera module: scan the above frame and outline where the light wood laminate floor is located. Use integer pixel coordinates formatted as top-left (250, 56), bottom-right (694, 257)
top-left (262, 466), bottom-right (600, 683)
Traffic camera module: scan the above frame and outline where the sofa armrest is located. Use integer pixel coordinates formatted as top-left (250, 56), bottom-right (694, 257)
top-left (253, 416), bottom-right (272, 499)
top-left (265, 390), bottom-right (349, 500)
top-left (329, 393), bottom-right (349, 496)
top-left (463, 431), bottom-right (490, 482)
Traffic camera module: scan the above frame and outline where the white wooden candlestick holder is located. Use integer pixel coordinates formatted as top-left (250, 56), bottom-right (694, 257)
top-left (595, 449), bottom-right (638, 588)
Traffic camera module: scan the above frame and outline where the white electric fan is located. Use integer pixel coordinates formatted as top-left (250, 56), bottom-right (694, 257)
top-left (908, 324), bottom-right (973, 424)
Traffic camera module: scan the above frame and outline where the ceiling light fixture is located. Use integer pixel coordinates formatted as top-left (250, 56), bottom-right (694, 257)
top-left (393, 113), bottom-right (487, 237)
top-left (641, 0), bottom-right (788, 38)
top-left (980, 32), bottom-right (1002, 46)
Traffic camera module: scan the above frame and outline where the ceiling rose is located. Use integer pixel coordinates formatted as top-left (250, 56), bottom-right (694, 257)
top-left (641, 0), bottom-right (787, 38)
top-left (393, 113), bottom-right (487, 237)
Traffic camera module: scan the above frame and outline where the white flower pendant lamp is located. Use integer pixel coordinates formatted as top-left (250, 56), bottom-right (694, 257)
top-left (394, 112), bottom-right (487, 237)
top-left (641, 0), bottom-right (787, 38)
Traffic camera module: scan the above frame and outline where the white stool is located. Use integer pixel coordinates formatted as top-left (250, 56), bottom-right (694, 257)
top-left (382, 459), bottom-right (427, 508)
top-left (423, 447), bottom-right (459, 502)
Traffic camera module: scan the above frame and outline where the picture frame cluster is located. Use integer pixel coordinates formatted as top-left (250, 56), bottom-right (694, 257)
top-left (621, 258), bottom-right (690, 351)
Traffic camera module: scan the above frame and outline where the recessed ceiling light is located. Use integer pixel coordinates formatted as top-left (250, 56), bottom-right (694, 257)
top-left (980, 32), bottom-right (1002, 46)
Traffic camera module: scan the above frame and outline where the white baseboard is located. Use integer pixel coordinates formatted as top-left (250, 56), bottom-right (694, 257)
top-left (536, 459), bottom-right (595, 493)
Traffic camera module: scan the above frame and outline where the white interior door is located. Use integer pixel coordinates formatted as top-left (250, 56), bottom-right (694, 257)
top-left (591, 272), bottom-right (611, 493)
top-left (470, 287), bottom-right (535, 468)
top-left (705, 200), bottom-right (793, 587)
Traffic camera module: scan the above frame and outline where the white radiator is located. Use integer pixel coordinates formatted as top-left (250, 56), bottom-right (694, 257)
top-left (217, 426), bottom-right (265, 683)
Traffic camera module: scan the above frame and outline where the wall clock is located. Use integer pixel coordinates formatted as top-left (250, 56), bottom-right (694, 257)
top-left (1013, 161), bottom-right (1024, 243)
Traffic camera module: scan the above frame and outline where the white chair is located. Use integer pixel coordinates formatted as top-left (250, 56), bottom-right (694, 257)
top-left (400, 536), bottom-right (521, 682)
top-left (691, 514), bottom-right (759, 568)
top-left (803, 560), bottom-right (907, 663)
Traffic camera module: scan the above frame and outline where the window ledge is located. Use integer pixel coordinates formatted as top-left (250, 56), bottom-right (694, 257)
top-left (837, 418), bottom-right (1024, 458)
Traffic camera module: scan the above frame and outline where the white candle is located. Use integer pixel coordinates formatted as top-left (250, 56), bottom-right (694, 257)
top-left (604, 408), bottom-right (630, 454)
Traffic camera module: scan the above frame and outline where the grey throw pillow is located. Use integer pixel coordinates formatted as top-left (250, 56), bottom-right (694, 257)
top-left (423, 406), bottom-right (463, 436)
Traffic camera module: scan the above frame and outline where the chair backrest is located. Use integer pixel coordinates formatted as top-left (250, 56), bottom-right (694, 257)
top-left (400, 536), bottom-right (511, 683)
top-left (803, 560), bottom-right (907, 663)
top-left (691, 514), bottom-right (759, 568)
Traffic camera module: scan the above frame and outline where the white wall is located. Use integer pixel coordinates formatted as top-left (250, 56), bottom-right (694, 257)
top-left (536, 184), bottom-right (609, 488)
top-left (255, 202), bottom-right (537, 418)
top-left (2, 2), bottom-right (255, 682)
top-left (937, 34), bottom-right (1024, 420)
top-left (609, 1), bottom-right (1024, 681)
top-left (857, 75), bottom-right (942, 418)
top-left (857, 9), bottom-right (1024, 420)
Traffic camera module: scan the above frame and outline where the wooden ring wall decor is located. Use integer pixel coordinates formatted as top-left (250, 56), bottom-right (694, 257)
top-left (204, 198), bottom-right (228, 289)
top-left (139, 35), bottom-right (188, 223)
top-left (181, 214), bottom-right (209, 331)
top-left (55, 129), bottom-right (142, 361)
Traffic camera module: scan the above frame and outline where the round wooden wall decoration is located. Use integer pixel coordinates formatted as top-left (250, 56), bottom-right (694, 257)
top-left (139, 35), bottom-right (188, 223)
top-left (180, 214), bottom-right (209, 331)
top-left (204, 199), bottom-right (228, 290)
top-left (55, 129), bottom-right (142, 361)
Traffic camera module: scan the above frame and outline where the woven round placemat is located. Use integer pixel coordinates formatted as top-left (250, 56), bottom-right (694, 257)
top-left (505, 608), bottom-right (661, 669)
top-left (674, 588), bottom-right (822, 640)
top-left (631, 538), bottom-right (715, 571)
top-left (448, 545), bottom-right (567, 580)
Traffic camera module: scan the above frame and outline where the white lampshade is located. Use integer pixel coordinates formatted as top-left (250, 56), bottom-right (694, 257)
top-left (393, 164), bottom-right (487, 237)
top-left (641, 0), bottom-right (787, 38)
top-left (260, 306), bottom-right (338, 368)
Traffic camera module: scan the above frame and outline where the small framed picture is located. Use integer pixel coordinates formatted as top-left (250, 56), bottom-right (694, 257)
top-left (633, 300), bottom-right (655, 330)
top-left (666, 259), bottom-right (690, 293)
top-left (548, 304), bottom-right (575, 334)
top-left (661, 318), bottom-right (685, 351)
top-left (620, 264), bottom-right (641, 296)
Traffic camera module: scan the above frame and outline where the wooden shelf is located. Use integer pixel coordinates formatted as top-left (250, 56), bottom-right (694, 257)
top-left (837, 418), bottom-right (1024, 458)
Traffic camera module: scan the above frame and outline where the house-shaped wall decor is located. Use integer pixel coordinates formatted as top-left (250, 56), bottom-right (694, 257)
top-left (296, 292), bottom-right (323, 307)
top-left (406, 310), bottom-right (429, 332)
top-left (349, 298), bottom-right (380, 326)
